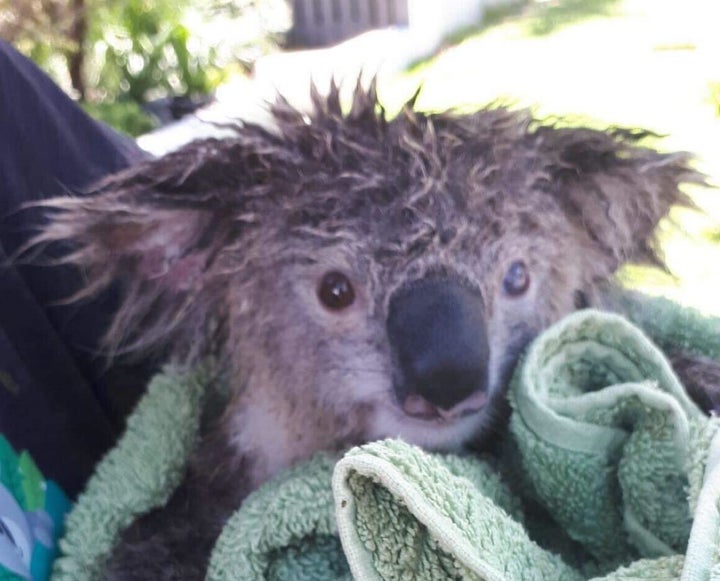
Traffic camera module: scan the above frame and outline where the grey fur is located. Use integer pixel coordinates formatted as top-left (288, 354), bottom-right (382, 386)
top-left (37, 82), bottom-right (718, 579)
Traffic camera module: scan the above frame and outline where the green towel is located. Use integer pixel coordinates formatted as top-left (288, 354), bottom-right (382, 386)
top-left (52, 368), bottom-right (208, 580)
top-left (507, 308), bottom-right (718, 578)
top-left (52, 296), bottom-right (720, 580)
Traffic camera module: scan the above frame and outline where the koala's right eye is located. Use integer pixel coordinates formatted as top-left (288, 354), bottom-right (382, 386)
top-left (502, 260), bottom-right (530, 297)
top-left (317, 271), bottom-right (356, 310)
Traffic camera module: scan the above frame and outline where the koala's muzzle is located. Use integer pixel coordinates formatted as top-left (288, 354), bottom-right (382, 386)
top-left (387, 278), bottom-right (489, 421)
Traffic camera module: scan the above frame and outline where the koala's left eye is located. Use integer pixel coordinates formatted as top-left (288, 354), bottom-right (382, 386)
top-left (318, 271), bottom-right (356, 310)
top-left (502, 261), bottom-right (530, 297)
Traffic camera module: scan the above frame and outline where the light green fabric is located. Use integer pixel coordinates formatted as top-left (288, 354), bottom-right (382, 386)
top-left (52, 297), bottom-right (720, 580)
top-left (208, 454), bottom-right (350, 581)
top-left (52, 367), bottom-right (209, 581)
top-left (333, 440), bottom-right (578, 581)
top-left (507, 308), bottom-right (718, 579)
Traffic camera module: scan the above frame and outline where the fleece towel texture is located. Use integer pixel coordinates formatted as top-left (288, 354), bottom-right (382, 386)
top-left (51, 369), bottom-right (208, 580)
top-left (52, 295), bottom-right (720, 580)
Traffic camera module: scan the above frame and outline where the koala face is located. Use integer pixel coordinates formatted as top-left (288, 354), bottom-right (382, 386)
top-left (227, 198), bottom-right (586, 466)
top-left (40, 84), bottom-right (700, 485)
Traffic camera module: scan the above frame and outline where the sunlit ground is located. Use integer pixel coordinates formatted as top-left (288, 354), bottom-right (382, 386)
top-left (377, 0), bottom-right (720, 315)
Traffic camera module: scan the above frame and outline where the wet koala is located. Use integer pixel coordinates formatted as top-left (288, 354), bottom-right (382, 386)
top-left (41, 85), bottom-right (720, 578)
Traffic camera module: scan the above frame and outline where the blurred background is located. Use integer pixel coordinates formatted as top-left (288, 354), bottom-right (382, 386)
top-left (2, 0), bottom-right (719, 314)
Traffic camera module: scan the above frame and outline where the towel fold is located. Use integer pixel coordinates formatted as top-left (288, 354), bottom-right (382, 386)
top-left (507, 309), bottom-right (717, 576)
top-left (52, 368), bottom-right (208, 580)
top-left (52, 295), bottom-right (720, 580)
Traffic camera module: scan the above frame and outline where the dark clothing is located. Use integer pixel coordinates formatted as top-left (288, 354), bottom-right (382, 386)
top-left (0, 40), bottom-right (152, 496)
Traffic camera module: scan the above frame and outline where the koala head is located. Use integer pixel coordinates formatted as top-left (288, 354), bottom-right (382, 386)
top-left (40, 84), bottom-right (701, 483)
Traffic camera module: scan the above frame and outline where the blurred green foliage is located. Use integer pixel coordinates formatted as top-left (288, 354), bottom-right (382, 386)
top-left (87, 0), bottom-right (222, 104)
top-left (2, 0), bottom-right (290, 134)
top-left (80, 100), bottom-right (157, 136)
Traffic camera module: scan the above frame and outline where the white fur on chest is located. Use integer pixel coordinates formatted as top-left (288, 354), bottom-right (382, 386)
top-left (228, 399), bottom-right (320, 489)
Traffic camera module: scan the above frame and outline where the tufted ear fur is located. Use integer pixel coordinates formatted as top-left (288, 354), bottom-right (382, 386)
top-left (536, 126), bottom-right (705, 274)
top-left (32, 137), bottom-right (269, 359)
top-left (35, 92), bottom-right (708, 361)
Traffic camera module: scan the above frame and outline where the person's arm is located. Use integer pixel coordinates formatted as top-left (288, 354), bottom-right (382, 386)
top-left (0, 40), bottom-right (152, 495)
top-left (0, 40), bottom-right (146, 214)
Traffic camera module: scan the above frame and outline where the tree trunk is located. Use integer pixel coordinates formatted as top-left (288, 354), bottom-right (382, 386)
top-left (68, 0), bottom-right (87, 100)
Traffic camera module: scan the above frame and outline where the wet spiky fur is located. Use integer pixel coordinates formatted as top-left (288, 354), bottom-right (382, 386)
top-left (37, 83), bottom-right (717, 579)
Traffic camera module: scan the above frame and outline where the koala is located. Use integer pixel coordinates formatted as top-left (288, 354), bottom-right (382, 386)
top-left (38, 83), bottom-right (720, 579)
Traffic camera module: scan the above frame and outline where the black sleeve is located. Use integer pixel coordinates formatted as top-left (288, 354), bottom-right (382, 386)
top-left (0, 40), bottom-right (153, 496)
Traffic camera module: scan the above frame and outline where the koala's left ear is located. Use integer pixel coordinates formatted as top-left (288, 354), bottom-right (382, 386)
top-left (537, 126), bottom-right (706, 272)
top-left (30, 138), bottom-right (261, 356)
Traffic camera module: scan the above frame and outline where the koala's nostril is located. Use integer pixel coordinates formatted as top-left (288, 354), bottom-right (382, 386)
top-left (388, 277), bottom-right (489, 414)
top-left (402, 394), bottom-right (439, 420)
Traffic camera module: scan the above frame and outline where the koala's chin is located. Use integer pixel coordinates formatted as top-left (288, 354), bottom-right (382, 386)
top-left (369, 399), bottom-right (496, 452)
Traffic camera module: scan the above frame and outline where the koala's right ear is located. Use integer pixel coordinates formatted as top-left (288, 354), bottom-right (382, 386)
top-left (32, 139), bottom-right (260, 356)
top-left (535, 126), bottom-right (705, 275)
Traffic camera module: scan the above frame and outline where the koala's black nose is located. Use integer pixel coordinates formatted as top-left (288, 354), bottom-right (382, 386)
top-left (387, 277), bottom-right (489, 416)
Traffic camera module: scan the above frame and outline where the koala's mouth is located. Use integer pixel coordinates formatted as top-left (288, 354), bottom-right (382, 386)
top-left (400, 390), bottom-right (488, 423)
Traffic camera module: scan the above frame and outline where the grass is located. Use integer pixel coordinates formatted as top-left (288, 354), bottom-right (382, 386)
top-left (706, 228), bottom-right (720, 244)
top-left (710, 81), bottom-right (720, 116)
top-left (523, 0), bottom-right (623, 36)
top-left (382, 0), bottom-right (720, 315)
top-left (441, 1), bottom-right (528, 49)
